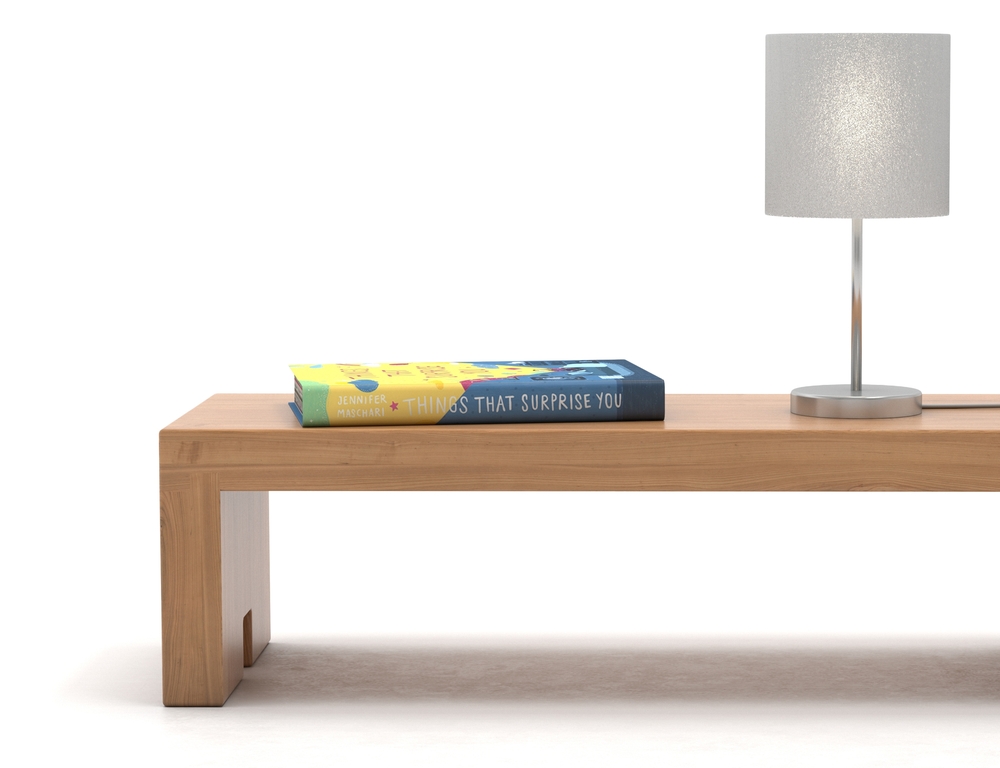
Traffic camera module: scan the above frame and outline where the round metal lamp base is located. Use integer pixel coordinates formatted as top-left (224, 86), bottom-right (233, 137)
top-left (790, 385), bottom-right (922, 419)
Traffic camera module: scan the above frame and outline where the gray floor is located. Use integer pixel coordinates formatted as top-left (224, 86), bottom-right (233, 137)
top-left (37, 637), bottom-right (1000, 767)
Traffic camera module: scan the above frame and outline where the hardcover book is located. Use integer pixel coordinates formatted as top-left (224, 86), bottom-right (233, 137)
top-left (289, 360), bottom-right (664, 427)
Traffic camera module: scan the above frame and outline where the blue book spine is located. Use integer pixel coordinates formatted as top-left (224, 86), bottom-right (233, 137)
top-left (436, 360), bottom-right (664, 424)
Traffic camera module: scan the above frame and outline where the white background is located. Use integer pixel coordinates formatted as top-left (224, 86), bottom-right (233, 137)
top-left (2, 1), bottom-right (998, 765)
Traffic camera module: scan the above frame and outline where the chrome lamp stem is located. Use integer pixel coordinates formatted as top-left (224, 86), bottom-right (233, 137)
top-left (851, 217), bottom-right (862, 392)
top-left (788, 217), bottom-right (921, 418)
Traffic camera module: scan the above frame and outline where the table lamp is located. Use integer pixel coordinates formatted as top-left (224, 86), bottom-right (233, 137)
top-left (766, 33), bottom-right (950, 418)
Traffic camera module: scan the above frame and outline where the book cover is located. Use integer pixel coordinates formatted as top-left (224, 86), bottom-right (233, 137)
top-left (289, 360), bottom-right (664, 427)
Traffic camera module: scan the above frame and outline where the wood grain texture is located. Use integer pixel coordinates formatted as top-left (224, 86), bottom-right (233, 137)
top-left (160, 471), bottom-right (227, 705)
top-left (160, 394), bottom-right (1000, 491)
top-left (243, 610), bottom-right (253, 667)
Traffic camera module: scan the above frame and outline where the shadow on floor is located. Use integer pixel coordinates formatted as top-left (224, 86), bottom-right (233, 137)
top-left (234, 640), bottom-right (1000, 705)
top-left (68, 639), bottom-right (1000, 707)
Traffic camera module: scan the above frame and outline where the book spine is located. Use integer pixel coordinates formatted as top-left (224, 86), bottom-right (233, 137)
top-left (298, 376), bottom-right (664, 426)
top-left (437, 378), bottom-right (664, 425)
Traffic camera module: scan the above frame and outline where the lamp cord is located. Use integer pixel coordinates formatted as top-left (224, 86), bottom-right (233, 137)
top-left (922, 403), bottom-right (1000, 409)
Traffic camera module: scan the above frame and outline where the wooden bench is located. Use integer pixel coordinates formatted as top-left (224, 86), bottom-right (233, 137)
top-left (159, 393), bottom-right (1000, 705)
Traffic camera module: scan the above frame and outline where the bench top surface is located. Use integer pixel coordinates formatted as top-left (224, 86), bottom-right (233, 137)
top-left (159, 395), bottom-right (1000, 491)
top-left (163, 393), bottom-right (1000, 434)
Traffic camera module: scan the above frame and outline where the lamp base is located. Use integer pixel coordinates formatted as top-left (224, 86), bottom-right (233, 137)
top-left (790, 385), bottom-right (922, 419)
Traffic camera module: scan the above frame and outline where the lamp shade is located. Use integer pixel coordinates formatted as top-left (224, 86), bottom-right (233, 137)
top-left (765, 33), bottom-right (949, 218)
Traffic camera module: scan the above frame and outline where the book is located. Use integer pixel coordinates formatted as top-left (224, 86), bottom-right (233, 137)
top-left (289, 360), bottom-right (664, 427)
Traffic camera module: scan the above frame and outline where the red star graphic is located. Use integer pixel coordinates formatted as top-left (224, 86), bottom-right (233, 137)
top-left (390, 401), bottom-right (399, 411)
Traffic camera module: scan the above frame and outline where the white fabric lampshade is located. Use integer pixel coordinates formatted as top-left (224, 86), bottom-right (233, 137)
top-left (765, 33), bottom-right (949, 219)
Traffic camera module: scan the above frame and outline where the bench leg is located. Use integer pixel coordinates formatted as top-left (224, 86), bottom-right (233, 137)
top-left (160, 472), bottom-right (270, 706)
